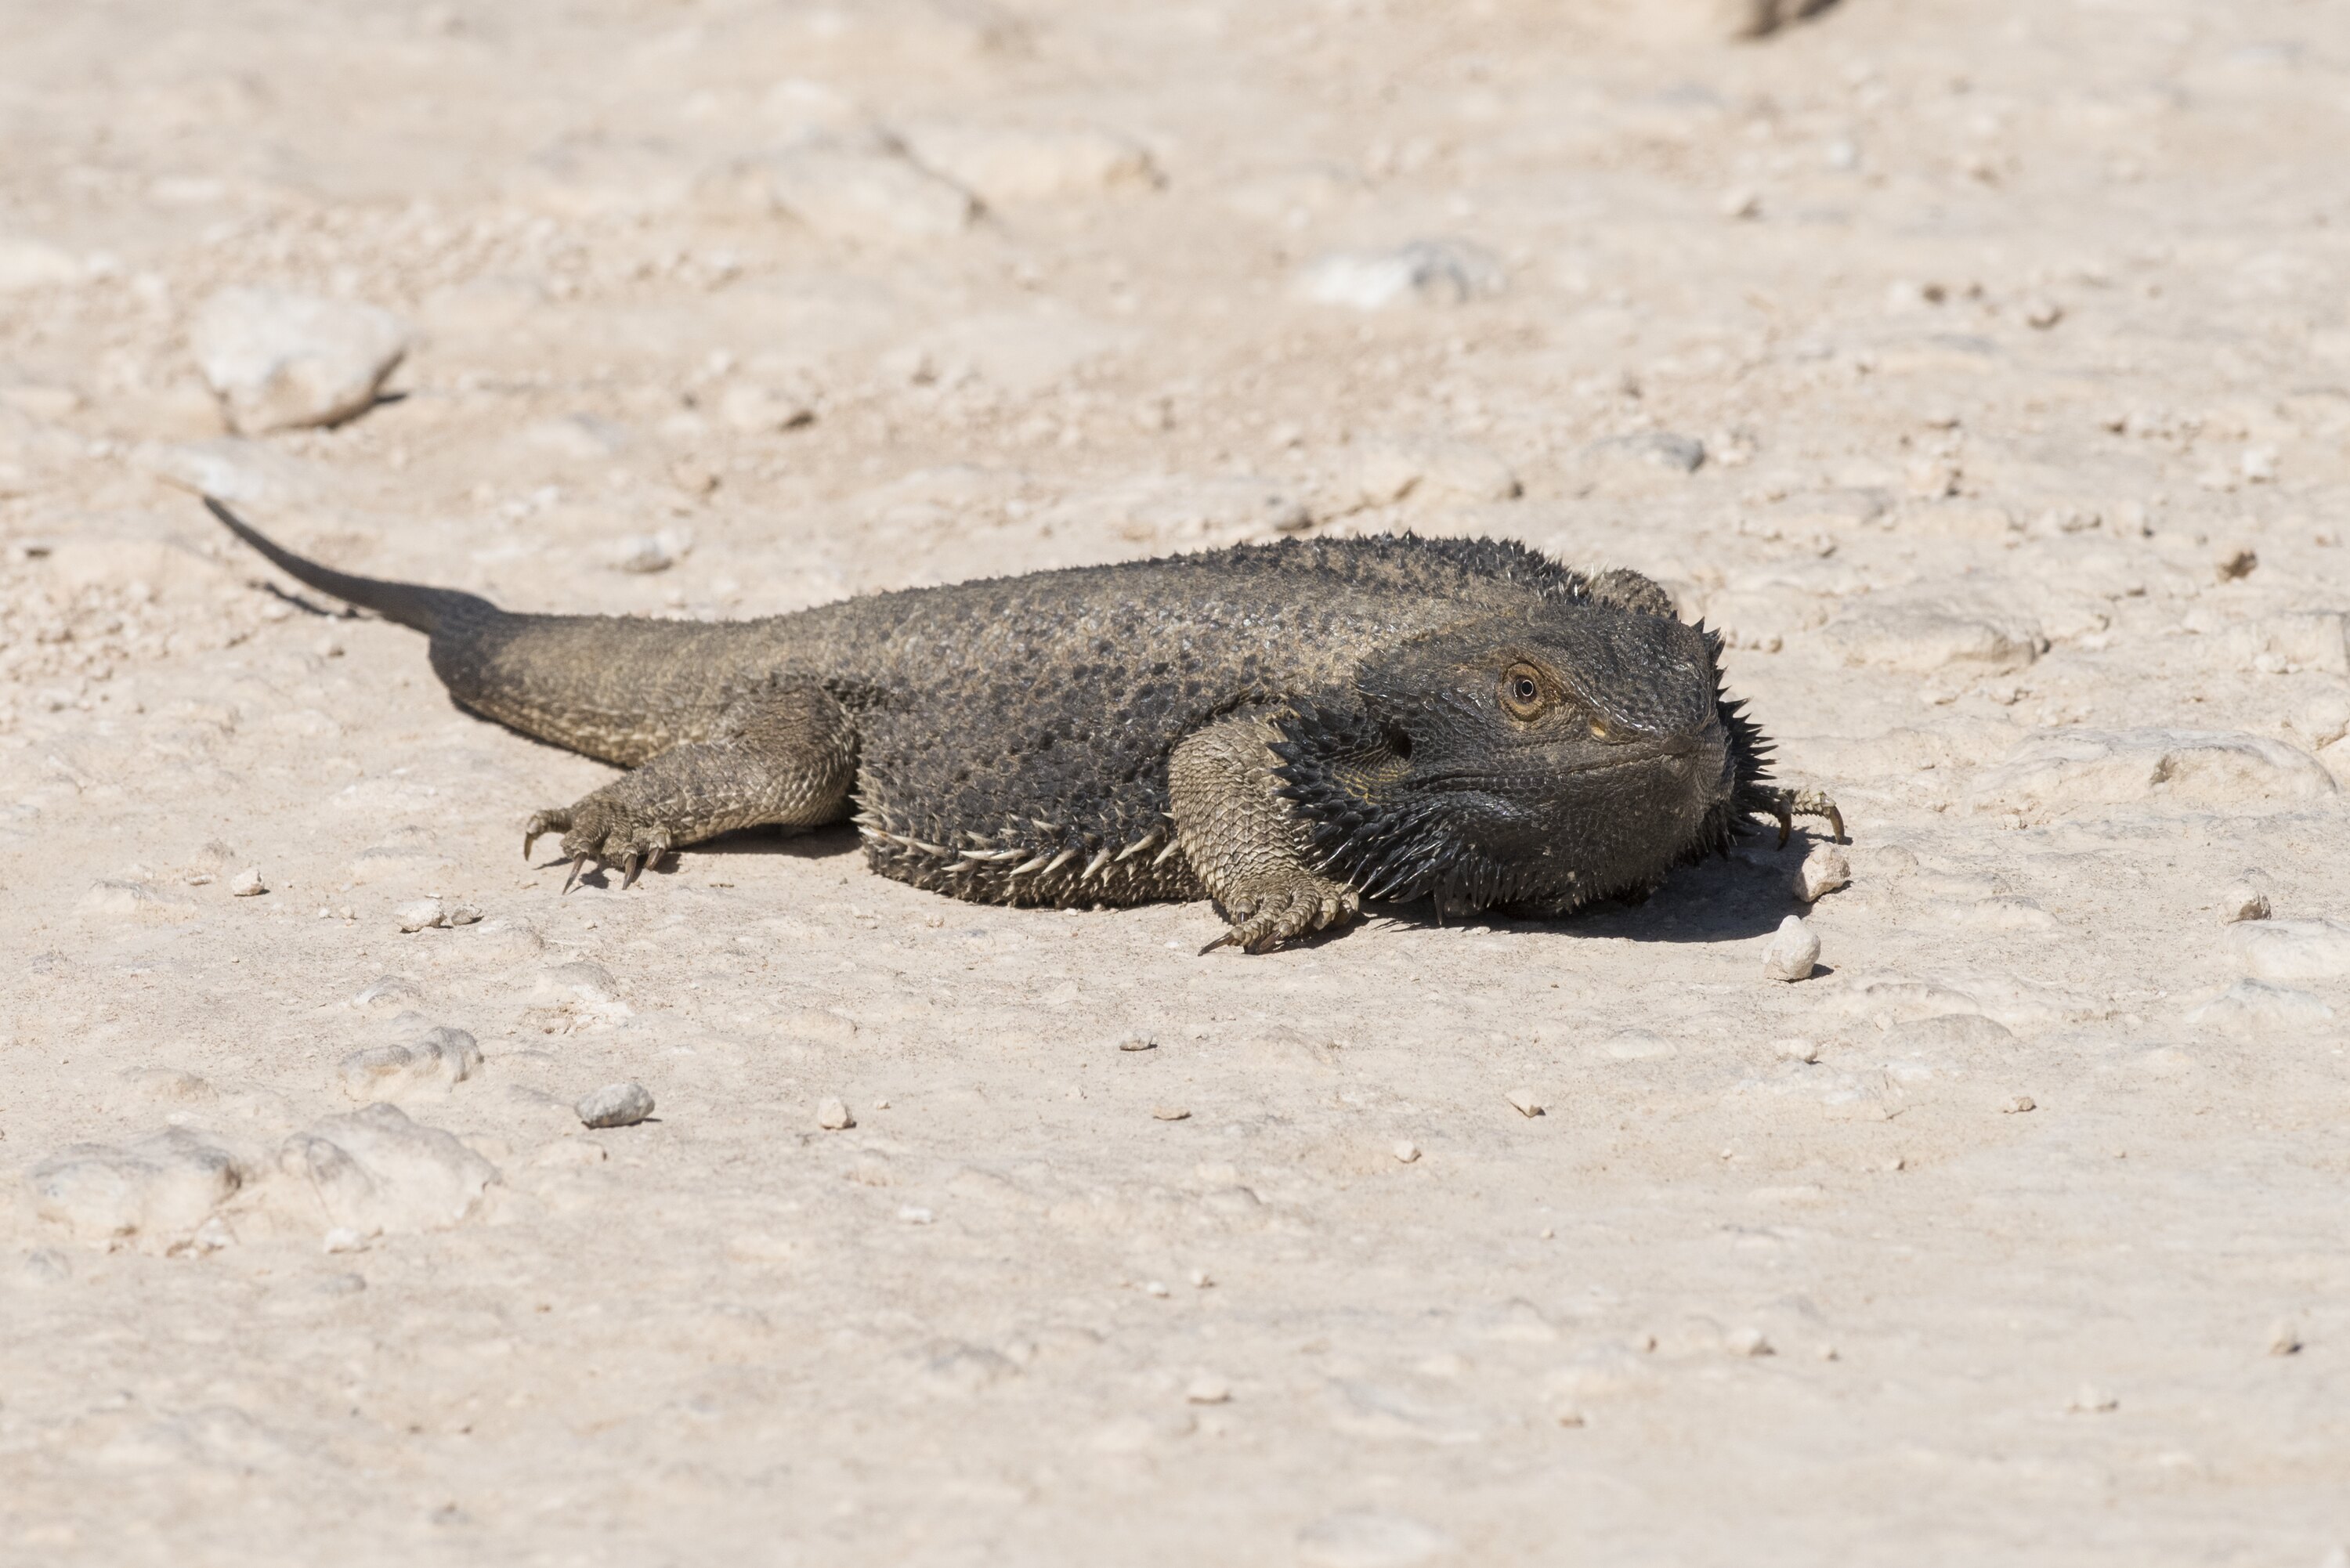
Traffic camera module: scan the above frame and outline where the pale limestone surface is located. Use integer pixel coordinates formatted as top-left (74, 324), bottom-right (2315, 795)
top-left (3, 1), bottom-right (2349, 1563)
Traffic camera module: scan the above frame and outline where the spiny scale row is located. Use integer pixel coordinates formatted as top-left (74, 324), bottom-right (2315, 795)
top-left (852, 807), bottom-right (1188, 906)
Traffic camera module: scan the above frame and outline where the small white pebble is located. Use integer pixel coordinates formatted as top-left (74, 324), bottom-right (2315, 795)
top-left (1184, 1372), bottom-right (1231, 1404)
top-left (1189, 1268), bottom-right (1214, 1288)
top-left (1506, 1089), bottom-right (1545, 1118)
top-left (2002, 1094), bottom-right (2037, 1115)
top-left (1727, 1327), bottom-right (1774, 1357)
top-left (873, 1097), bottom-right (890, 1110)
top-left (445, 901), bottom-right (483, 927)
top-left (1795, 844), bottom-right (1851, 903)
top-left (1152, 1104), bottom-right (1191, 1122)
top-left (394, 897), bottom-right (446, 934)
top-left (322, 1227), bottom-right (367, 1254)
top-left (1774, 1037), bottom-right (1822, 1064)
top-left (229, 867), bottom-right (266, 898)
top-left (1393, 1139), bottom-right (1423, 1163)
top-left (2269, 1320), bottom-right (2304, 1357)
top-left (1144, 1280), bottom-right (1170, 1297)
top-left (575, 1080), bottom-right (655, 1129)
top-left (1118, 1035), bottom-right (1157, 1052)
top-left (897, 1205), bottom-right (934, 1225)
top-left (1762, 915), bottom-right (1820, 982)
top-left (2221, 882), bottom-right (2271, 923)
top-left (1538, 1226), bottom-right (1556, 1241)
top-left (816, 1097), bottom-right (854, 1130)
top-left (1719, 187), bottom-right (1762, 220)
top-left (2067, 1383), bottom-right (2118, 1414)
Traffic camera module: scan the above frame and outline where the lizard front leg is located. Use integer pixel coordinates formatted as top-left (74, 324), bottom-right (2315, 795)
top-left (1170, 710), bottom-right (1361, 954)
top-left (523, 681), bottom-right (856, 890)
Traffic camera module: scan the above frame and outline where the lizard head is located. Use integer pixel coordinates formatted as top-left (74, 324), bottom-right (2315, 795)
top-left (1271, 604), bottom-right (1760, 917)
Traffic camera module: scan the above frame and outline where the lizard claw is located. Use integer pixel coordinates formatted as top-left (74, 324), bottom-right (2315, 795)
top-left (524, 808), bottom-right (571, 860)
top-left (539, 806), bottom-right (673, 892)
top-left (1203, 882), bottom-right (1361, 954)
top-left (1756, 786), bottom-right (1845, 848)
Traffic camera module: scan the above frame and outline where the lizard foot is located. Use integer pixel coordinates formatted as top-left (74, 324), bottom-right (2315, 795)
top-left (1202, 882), bottom-right (1362, 956)
top-left (1756, 786), bottom-right (1846, 848)
top-left (526, 800), bottom-right (675, 892)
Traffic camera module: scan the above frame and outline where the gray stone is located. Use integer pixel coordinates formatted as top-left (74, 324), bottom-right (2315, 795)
top-left (1585, 431), bottom-right (1707, 476)
top-left (279, 1103), bottom-right (498, 1237)
top-left (1972, 729), bottom-right (2337, 817)
top-left (27, 1127), bottom-right (248, 1251)
top-left (1292, 240), bottom-right (1505, 310)
top-left (762, 149), bottom-right (976, 241)
top-left (190, 287), bottom-right (412, 433)
top-left (576, 1080), bottom-right (656, 1129)
top-left (336, 1026), bottom-right (481, 1104)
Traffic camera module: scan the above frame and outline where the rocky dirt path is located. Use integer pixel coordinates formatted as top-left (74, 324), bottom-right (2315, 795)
top-left (3, 2), bottom-right (2347, 1562)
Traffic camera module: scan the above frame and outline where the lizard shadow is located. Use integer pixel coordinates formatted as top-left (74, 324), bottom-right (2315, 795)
top-left (694, 823), bottom-right (865, 862)
top-left (537, 823), bottom-right (857, 888)
top-left (656, 828), bottom-right (1820, 948)
top-left (1370, 833), bottom-right (1831, 947)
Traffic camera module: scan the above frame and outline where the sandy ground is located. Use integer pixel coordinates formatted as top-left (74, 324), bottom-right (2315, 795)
top-left (5, 1), bottom-right (2350, 1563)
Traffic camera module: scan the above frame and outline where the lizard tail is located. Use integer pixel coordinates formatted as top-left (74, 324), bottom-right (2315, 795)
top-left (204, 496), bottom-right (498, 636)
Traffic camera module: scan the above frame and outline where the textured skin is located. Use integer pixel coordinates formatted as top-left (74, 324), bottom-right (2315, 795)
top-left (207, 500), bottom-right (1837, 948)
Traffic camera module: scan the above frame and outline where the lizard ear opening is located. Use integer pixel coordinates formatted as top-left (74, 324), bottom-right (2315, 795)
top-left (1269, 700), bottom-right (1415, 815)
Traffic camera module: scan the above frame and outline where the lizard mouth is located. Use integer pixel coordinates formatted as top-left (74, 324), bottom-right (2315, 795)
top-left (1413, 735), bottom-right (1721, 792)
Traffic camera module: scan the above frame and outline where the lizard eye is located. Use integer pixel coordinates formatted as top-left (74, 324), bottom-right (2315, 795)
top-left (1500, 664), bottom-right (1546, 720)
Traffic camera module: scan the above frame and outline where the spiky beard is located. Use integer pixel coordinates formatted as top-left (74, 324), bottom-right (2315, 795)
top-left (1701, 623), bottom-right (1783, 861)
top-left (1270, 625), bottom-right (1780, 916)
top-left (1268, 697), bottom-right (1581, 916)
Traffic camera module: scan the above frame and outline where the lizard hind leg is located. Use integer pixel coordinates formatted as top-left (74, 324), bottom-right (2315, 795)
top-left (525, 681), bottom-right (856, 891)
